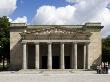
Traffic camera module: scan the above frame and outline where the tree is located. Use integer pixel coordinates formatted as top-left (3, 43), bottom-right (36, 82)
top-left (0, 16), bottom-right (10, 70)
top-left (102, 35), bottom-right (110, 63)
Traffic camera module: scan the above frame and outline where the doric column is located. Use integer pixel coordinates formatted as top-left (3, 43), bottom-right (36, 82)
top-left (35, 42), bottom-right (39, 69)
top-left (86, 43), bottom-right (90, 69)
top-left (71, 43), bottom-right (74, 69)
top-left (48, 42), bottom-right (52, 69)
top-left (74, 43), bottom-right (77, 69)
top-left (22, 43), bottom-right (27, 70)
top-left (60, 43), bottom-right (65, 69)
top-left (83, 43), bottom-right (86, 69)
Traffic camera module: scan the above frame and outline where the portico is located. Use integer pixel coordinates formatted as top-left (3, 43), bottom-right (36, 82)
top-left (20, 25), bottom-right (92, 70)
top-left (22, 41), bottom-right (89, 70)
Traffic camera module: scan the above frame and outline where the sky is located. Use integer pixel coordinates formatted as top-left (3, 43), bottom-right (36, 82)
top-left (0, 0), bottom-right (110, 37)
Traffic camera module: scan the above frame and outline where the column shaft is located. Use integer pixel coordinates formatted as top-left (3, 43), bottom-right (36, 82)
top-left (23, 43), bottom-right (27, 69)
top-left (83, 44), bottom-right (86, 69)
top-left (48, 43), bottom-right (52, 69)
top-left (86, 43), bottom-right (90, 69)
top-left (74, 43), bottom-right (77, 69)
top-left (71, 44), bottom-right (74, 69)
top-left (35, 43), bottom-right (39, 69)
top-left (60, 43), bottom-right (65, 69)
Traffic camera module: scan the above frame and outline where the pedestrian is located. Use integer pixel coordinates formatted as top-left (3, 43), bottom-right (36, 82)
top-left (105, 62), bottom-right (109, 74)
top-left (101, 62), bottom-right (104, 74)
top-left (97, 65), bottom-right (100, 74)
top-left (108, 64), bottom-right (110, 74)
top-left (99, 65), bottom-right (102, 74)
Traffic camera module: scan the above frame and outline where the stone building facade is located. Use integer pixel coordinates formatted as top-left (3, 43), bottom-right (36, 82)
top-left (10, 23), bottom-right (103, 70)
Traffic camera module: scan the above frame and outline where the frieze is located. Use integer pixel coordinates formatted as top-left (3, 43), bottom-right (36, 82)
top-left (20, 26), bottom-right (91, 40)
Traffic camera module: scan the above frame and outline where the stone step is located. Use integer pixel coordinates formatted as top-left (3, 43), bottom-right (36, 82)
top-left (17, 69), bottom-right (96, 74)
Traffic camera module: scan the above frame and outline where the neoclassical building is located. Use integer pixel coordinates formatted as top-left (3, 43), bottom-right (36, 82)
top-left (10, 23), bottom-right (103, 70)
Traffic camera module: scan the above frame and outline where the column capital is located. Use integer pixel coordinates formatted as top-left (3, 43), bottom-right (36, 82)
top-left (84, 42), bottom-right (90, 45)
top-left (60, 42), bottom-right (64, 44)
top-left (47, 42), bottom-right (52, 44)
top-left (34, 42), bottom-right (39, 44)
top-left (72, 42), bottom-right (78, 44)
top-left (21, 41), bottom-right (27, 44)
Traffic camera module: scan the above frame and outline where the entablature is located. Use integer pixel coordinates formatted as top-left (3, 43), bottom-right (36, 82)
top-left (20, 26), bottom-right (91, 40)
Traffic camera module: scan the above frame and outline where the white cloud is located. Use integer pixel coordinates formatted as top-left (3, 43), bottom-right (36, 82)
top-left (102, 9), bottom-right (110, 34)
top-left (12, 16), bottom-right (27, 23)
top-left (0, 0), bottom-right (17, 16)
top-left (32, 5), bottom-right (76, 25)
top-left (32, 0), bottom-right (110, 37)
top-left (65, 0), bottom-right (83, 3)
top-left (72, 0), bottom-right (109, 24)
top-left (7, 17), bottom-right (13, 22)
top-left (90, 8), bottom-right (110, 37)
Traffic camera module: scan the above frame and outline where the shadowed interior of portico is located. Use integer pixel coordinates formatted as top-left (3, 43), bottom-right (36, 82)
top-left (27, 43), bottom-right (84, 69)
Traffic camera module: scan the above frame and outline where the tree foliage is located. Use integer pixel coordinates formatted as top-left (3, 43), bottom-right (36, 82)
top-left (102, 35), bottom-right (110, 62)
top-left (0, 16), bottom-right (10, 62)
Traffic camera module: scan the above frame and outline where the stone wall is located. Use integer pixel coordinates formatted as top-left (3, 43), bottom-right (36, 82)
top-left (88, 31), bottom-right (102, 69)
top-left (10, 27), bottom-right (25, 70)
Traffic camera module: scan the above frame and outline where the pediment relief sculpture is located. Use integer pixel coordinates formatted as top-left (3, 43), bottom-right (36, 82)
top-left (20, 26), bottom-right (91, 40)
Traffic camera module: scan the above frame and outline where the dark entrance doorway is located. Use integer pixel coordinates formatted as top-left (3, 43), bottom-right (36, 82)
top-left (42, 56), bottom-right (47, 69)
top-left (52, 56), bottom-right (60, 69)
top-left (65, 56), bottom-right (70, 69)
top-left (27, 44), bottom-right (35, 69)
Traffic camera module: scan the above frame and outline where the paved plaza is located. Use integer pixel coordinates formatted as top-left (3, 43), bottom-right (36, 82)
top-left (0, 71), bottom-right (110, 82)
